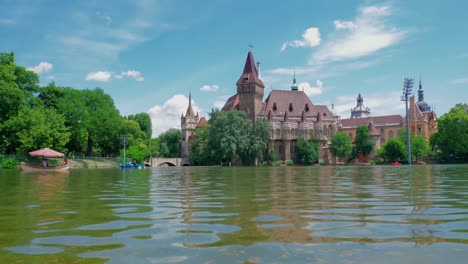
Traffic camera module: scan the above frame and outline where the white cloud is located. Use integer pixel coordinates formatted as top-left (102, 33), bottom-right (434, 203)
top-left (312, 4), bottom-right (405, 64)
top-left (299, 80), bottom-right (323, 96)
top-left (115, 70), bottom-right (144, 81)
top-left (281, 27), bottom-right (321, 52)
top-left (334, 20), bottom-right (356, 30)
top-left (450, 78), bottom-right (468, 84)
top-left (200, 84), bottom-right (219, 92)
top-left (148, 94), bottom-right (202, 137)
top-left (27, 62), bottom-right (53, 74)
top-left (85, 71), bottom-right (112, 82)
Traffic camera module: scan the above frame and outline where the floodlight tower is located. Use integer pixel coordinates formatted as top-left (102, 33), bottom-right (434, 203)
top-left (401, 78), bottom-right (414, 165)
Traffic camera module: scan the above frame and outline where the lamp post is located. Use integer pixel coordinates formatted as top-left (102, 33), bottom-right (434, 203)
top-left (401, 78), bottom-right (414, 165)
top-left (121, 134), bottom-right (128, 165)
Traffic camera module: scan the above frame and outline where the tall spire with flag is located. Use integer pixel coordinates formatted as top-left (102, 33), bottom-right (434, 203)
top-left (291, 68), bottom-right (298, 91)
top-left (185, 90), bottom-right (195, 118)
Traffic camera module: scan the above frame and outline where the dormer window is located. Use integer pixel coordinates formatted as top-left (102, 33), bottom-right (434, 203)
top-left (273, 103), bottom-right (277, 111)
top-left (289, 103), bottom-right (293, 112)
top-left (305, 104), bottom-right (309, 112)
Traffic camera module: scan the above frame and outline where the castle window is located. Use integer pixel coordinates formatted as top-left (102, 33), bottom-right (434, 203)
top-left (305, 104), bottom-right (310, 112)
top-left (418, 127), bottom-right (421, 135)
top-left (380, 128), bottom-right (385, 143)
top-left (273, 103), bottom-right (277, 111)
top-left (389, 131), bottom-right (394, 138)
top-left (289, 103), bottom-right (293, 112)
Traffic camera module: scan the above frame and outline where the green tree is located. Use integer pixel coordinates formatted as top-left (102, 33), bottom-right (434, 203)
top-left (378, 137), bottom-right (406, 162)
top-left (206, 110), bottom-right (269, 165)
top-left (0, 107), bottom-right (70, 154)
top-left (189, 126), bottom-right (212, 165)
top-left (126, 143), bottom-right (150, 163)
top-left (56, 88), bottom-right (124, 156)
top-left (353, 125), bottom-right (374, 159)
top-left (128, 113), bottom-right (152, 140)
top-left (412, 134), bottom-right (429, 160)
top-left (295, 137), bottom-right (319, 165)
top-left (157, 128), bottom-right (181, 158)
top-left (430, 103), bottom-right (468, 161)
top-left (398, 129), bottom-right (430, 161)
top-left (330, 132), bottom-right (352, 163)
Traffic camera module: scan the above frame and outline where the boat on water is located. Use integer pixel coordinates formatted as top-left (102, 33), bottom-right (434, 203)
top-left (120, 163), bottom-right (145, 169)
top-left (20, 162), bottom-right (70, 172)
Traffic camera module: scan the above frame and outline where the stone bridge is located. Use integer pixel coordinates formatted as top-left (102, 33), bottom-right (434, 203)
top-left (149, 158), bottom-right (189, 167)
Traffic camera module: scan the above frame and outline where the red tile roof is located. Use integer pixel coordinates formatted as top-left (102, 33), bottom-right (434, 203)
top-left (221, 94), bottom-right (240, 111)
top-left (260, 90), bottom-right (333, 119)
top-left (340, 115), bottom-right (403, 128)
top-left (236, 51), bottom-right (264, 87)
top-left (196, 117), bottom-right (207, 127)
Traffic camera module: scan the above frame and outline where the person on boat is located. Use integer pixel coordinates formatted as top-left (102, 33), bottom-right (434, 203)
top-left (60, 159), bottom-right (68, 166)
top-left (41, 158), bottom-right (48, 167)
top-left (131, 159), bottom-right (137, 167)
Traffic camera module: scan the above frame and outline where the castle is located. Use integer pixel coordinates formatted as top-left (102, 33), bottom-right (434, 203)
top-left (181, 51), bottom-right (337, 164)
top-left (181, 51), bottom-right (437, 164)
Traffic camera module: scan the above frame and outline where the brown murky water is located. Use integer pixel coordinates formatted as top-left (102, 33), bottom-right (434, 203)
top-left (1, 165), bottom-right (467, 263)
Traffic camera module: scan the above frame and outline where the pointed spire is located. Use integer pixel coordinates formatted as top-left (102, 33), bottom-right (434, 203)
top-left (185, 91), bottom-right (195, 118)
top-left (418, 76), bottom-right (424, 102)
top-left (236, 51), bottom-right (264, 87)
top-left (291, 68), bottom-right (298, 91)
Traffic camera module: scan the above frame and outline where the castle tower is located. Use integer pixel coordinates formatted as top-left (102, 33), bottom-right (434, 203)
top-left (291, 69), bottom-right (298, 91)
top-left (350, 93), bottom-right (371, 118)
top-left (180, 91), bottom-right (199, 159)
top-left (416, 78), bottom-right (432, 113)
top-left (236, 51), bottom-right (265, 120)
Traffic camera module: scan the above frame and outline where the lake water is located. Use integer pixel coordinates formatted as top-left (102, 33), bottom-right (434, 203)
top-left (1, 165), bottom-right (468, 263)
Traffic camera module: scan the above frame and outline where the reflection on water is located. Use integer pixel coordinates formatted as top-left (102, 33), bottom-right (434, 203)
top-left (0, 165), bottom-right (468, 263)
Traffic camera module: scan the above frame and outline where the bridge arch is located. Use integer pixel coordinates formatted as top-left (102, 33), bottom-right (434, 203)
top-left (157, 162), bottom-right (177, 167)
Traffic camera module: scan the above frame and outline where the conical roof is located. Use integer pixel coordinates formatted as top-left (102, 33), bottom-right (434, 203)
top-left (185, 92), bottom-right (195, 118)
top-left (236, 51), bottom-right (264, 87)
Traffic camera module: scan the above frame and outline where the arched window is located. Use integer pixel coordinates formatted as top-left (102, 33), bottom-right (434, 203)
top-left (389, 131), bottom-right (394, 138)
top-left (289, 103), bottom-right (293, 112)
top-left (348, 133), bottom-right (352, 139)
top-left (305, 104), bottom-right (310, 112)
top-left (380, 128), bottom-right (385, 143)
top-left (273, 103), bottom-right (277, 111)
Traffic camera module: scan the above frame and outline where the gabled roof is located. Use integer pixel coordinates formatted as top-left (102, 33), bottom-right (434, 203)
top-left (260, 90), bottom-right (333, 118)
top-left (340, 115), bottom-right (403, 128)
top-left (221, 94), bottom-right (240, 111)
top-left (236, 51), bottom-right (264, 87)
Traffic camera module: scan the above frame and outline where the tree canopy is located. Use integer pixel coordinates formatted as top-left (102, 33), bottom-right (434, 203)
top-left (0, 51), bottom-right (152, 159)
top-left (190, 110), bottom-right (270, 165)
top-left (295, 137), bottom-right (319, 165)
top-left (352, 125), bottom-right (374, 159)
top-left (330, 131), bottom-right (352, 163)
top-left (430, 103), bottom-right (468, 161)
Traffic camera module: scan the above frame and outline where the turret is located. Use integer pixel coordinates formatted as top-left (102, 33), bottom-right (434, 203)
top-left (236, 51), bottom-right (265, 121)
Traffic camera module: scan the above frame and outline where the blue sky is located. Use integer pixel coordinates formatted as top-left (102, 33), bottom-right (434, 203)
top-left (1, 0), bottom-right (467, 136)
